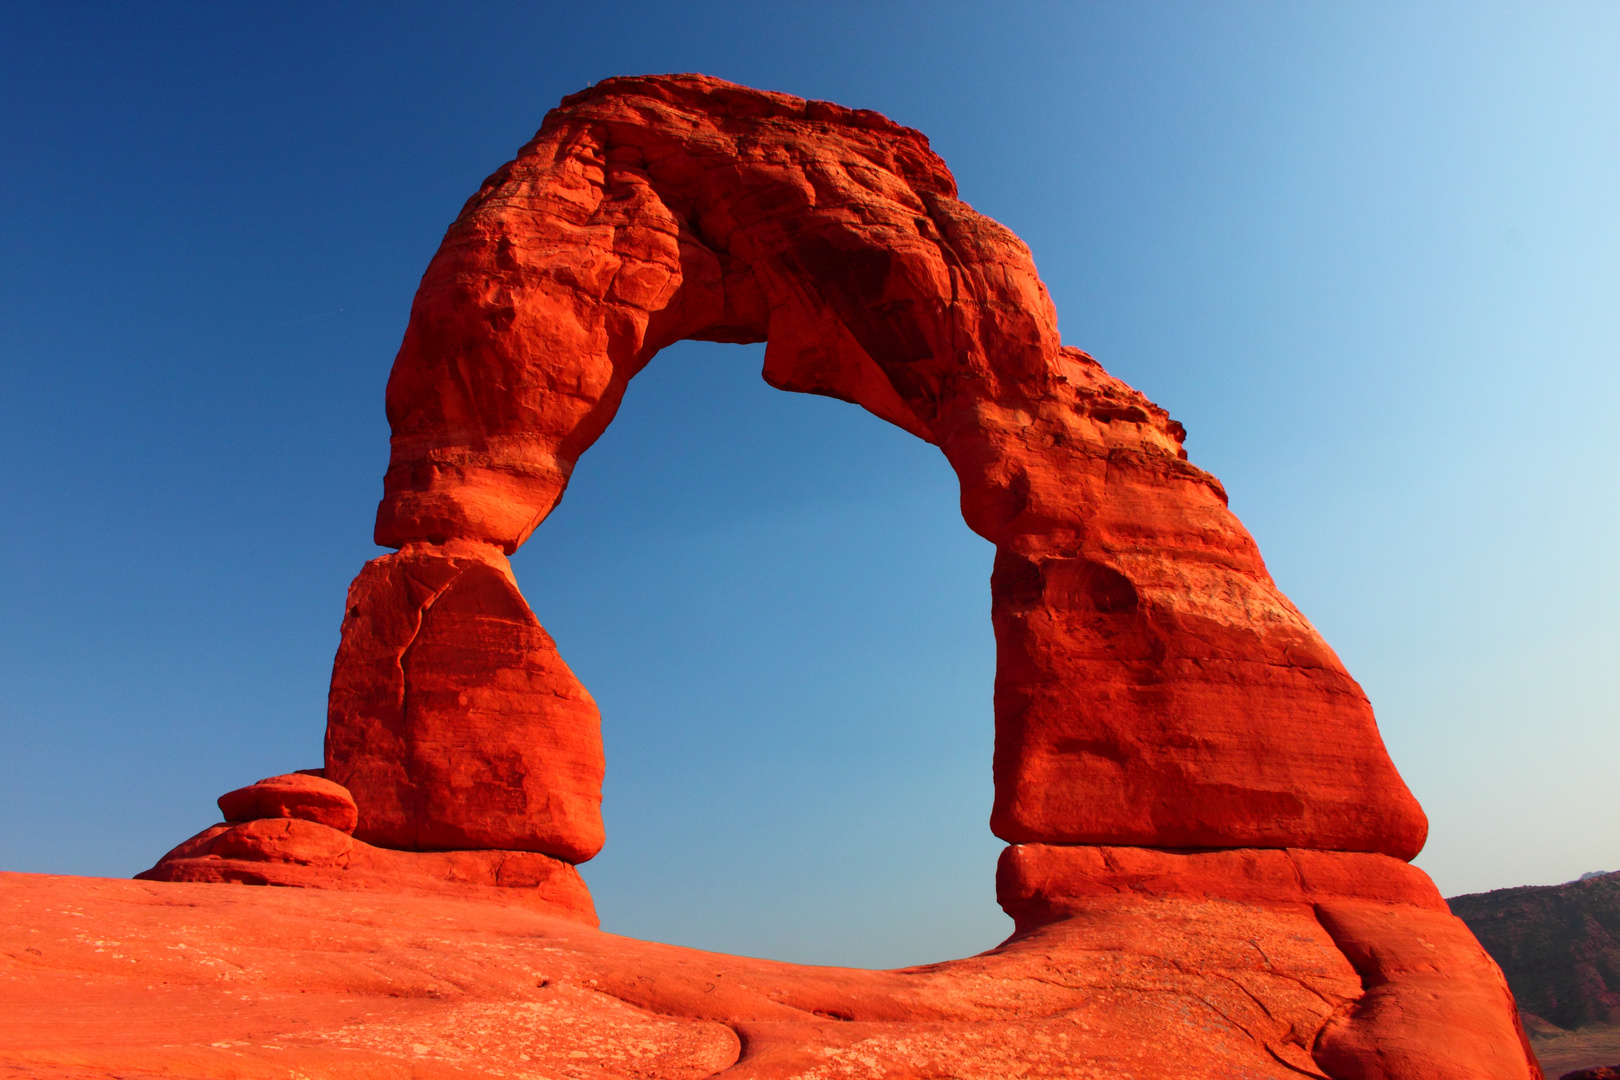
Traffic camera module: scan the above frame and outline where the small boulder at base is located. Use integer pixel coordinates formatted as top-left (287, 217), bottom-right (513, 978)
top-left (217, 772), bottom-right (359, 833)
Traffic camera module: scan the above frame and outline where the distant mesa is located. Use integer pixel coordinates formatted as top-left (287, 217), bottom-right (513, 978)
top-left (1453, 870), bottom-right (1620, 1075)
top-left (11, 74), bottom-right (1540, 1078)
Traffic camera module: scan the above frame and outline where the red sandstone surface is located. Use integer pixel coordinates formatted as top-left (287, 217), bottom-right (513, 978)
top-left (135, 774), bottom-right (596, 924)
top-left (1, 858), bottom-right (1534, 1078)
top-left (326, 542), bottom-right (604, 861)
top-left (217, 772), bottom-right (360, 834)
top-left (6, 74), bottom-right (1541, 1077)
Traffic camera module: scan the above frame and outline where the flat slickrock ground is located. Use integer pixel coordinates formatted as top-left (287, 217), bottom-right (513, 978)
top-left (2, 870), bottom-right (1382, 1079)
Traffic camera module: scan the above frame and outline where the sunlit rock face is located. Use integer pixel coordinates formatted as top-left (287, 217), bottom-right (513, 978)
top-left (325, 541), bottom-right (605, 861)
top-left (110, 75), bottom-right (1542, 1078)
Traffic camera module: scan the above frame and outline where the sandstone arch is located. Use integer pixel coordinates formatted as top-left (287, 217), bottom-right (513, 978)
top-left (125, 74), bottom-right (1542, 1077)
top-left (323, 73), bottom-right (1427, 865)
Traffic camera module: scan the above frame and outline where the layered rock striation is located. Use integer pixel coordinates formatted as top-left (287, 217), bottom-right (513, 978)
top-left (138, 772), bottom-right (595, 922)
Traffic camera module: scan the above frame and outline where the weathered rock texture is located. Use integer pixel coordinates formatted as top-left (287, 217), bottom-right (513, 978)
top-left (139, 774), bottom-right (596, 923)
top-left (1001, 845), bottom-right (1540, 1078)
top-left (326, 540), bottom-right (604, 861)
top-left (217, 771), bottom-right (359, 833)
top-left (331, 71), bottom-right (1426, 860)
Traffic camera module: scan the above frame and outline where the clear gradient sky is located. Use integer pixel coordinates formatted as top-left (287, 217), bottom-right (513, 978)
top-left (2, 3), bottom-right (1616, 969)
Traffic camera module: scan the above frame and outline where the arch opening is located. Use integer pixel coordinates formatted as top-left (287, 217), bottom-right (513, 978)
top-left (510, 338), bottom-right (1002, 966)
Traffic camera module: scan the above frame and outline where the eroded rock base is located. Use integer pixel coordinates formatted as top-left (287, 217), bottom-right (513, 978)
top-left (134, 772), bottom-right (596, 925)
top-left (121, 775), bottom-right (1535, 1075)
top-left (135, 822), bottom-right (596, 926)
top-left (1000, 843), bottom-right (1541, 1079)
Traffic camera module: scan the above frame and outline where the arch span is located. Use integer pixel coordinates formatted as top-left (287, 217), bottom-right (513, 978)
top-left (324, 74), bottom-right (1426, 865)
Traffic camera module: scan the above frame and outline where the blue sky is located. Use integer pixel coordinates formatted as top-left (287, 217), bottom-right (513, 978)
top-left (2, 3), bottom-right (1615, 969)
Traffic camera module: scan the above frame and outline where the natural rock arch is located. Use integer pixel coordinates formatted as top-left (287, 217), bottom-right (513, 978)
top-left (131, 75), bottom-right (1542, 1077)
top-left (322, 73), bottom-right (1426, 866)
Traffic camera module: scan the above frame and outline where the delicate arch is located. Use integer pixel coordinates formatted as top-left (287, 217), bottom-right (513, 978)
top-left (326, 74), bottom-right (1426, 865)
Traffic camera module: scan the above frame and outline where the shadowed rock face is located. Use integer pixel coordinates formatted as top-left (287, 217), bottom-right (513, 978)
top-left (328, 72), bottom-right (1426, 861)
top-left (1452, 871), bottom-right (1620, 1031)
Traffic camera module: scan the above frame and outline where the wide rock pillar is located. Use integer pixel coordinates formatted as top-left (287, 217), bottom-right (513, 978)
top-left (325, 540), bottom-right (603, 863)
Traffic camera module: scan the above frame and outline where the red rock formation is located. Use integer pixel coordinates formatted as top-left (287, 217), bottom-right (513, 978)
top-left (139, 773), bottom-right (596, 924)
top-left (1001, 845), bottom-right (1541, 1078)
top-left (217, 772), bottom-right (359, 833)
top-left (326, 540), bottom-right (603, 861)
top-left (113, 74), bottom-right (1537, 1076)
top-left (332, 71), bottom-right (1427, 860)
